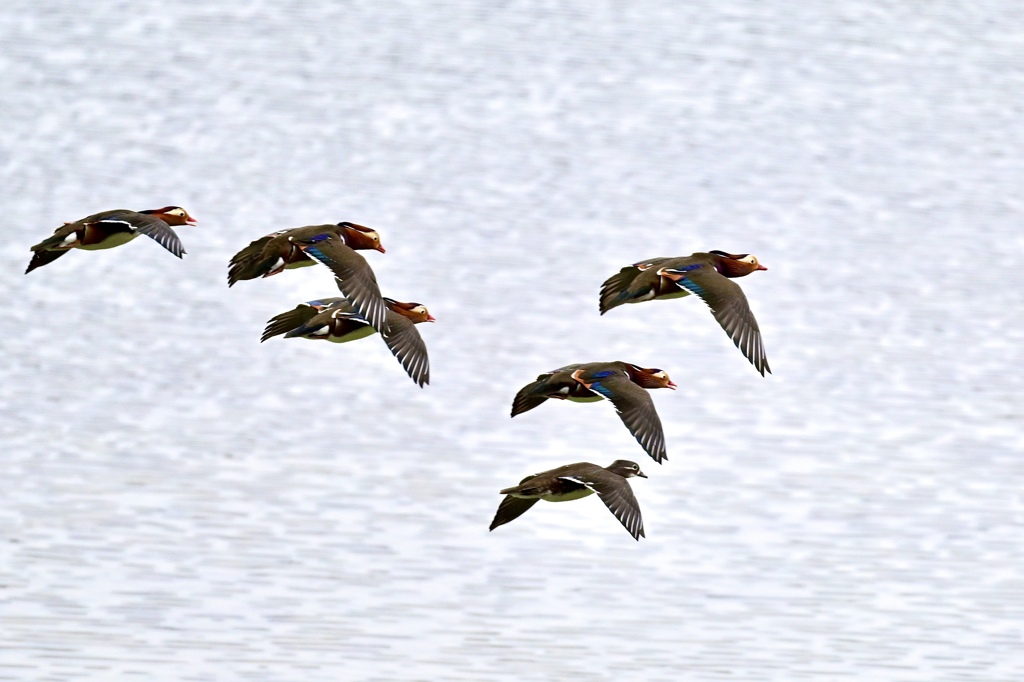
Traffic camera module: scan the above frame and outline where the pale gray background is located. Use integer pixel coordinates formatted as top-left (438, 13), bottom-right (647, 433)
top-left (2, 1), bottom-right (1023, 680)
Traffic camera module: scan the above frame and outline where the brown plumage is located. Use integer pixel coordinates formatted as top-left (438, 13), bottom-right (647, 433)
top-left (228, 222), bottom-right (389, 334)
top-left (511, 361), bottom-right (675, 464)
top-left (600, 250), bottom-right (770, 376)
top-left (26, 206), bottom-right (196, 273)
top-left (489, 460), bottom-right (647, 540)
top-left (261, 296), bottom-right (434, 387)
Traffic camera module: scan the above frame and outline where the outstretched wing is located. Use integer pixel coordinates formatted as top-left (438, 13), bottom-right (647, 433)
top-left (511, 373), bottom-right (555, 417)
top-left (25, 248), bottom-right (68, 274)
top-left (510, 365), bottom-right (587, 417)
top-left (676, 268), bottom-right (770, 376)
top-left (382, 310), bottom-right (430, 387)
top-left (262, 297), bottom-right (348, 342)
top-left (111, 213), bottom-right (185, 258)
top-left (296, 236), bottom-right (388, 336)
top-left (586, 374), bottom-right (667, 464)
top-left (488, 496), bottom-right (540, 531)
top-left (560, 470), bottom-right (644, 540)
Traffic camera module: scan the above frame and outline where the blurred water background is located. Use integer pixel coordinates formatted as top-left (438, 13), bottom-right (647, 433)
top-left (1, 1), bottom-right (1023, 679)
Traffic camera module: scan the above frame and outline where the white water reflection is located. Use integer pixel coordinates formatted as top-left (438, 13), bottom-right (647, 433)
top-left (2, 1), bottom-right (1023, 679)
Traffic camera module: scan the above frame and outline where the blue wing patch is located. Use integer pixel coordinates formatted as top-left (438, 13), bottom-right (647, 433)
top-left (677, 278), bottom-right (705, 296)
top-left (588, 381), bottom-right (616, 399)
top-left (592, 370), bottom-right (615, 378)
top-left (304, 233), bottom-right (332, 244)
top-left (303, 246), bottom-right (329, 263)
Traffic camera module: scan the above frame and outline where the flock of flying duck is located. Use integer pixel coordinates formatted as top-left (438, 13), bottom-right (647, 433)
top-left (27, 206), bottom-right (770, 541)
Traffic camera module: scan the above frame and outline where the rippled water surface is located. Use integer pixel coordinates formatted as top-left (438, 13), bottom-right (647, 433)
top-left (2, 1), bottom-right (1023, 680)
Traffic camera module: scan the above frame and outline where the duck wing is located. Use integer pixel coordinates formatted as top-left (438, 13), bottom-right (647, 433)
top-left (262, 302), bottom-right (325, 342)
top-left (294, 235), bottom-right (388, 336)
top-left (488, 496), bottom-right (540, 531)
top-left (382, 310), bottom-right (430, 388)
top-left (676, 267), bottom-right (770, 376)
top-left (558, 469), bottom-right (645, 540)
top-left (584, 373), bottom-right (667, 464)
top-left (510, 365), bottom-right (587, 417)
top-left (262, 297), bottom-right (347, 342)
top-left (228, 233), bottom-right (279, 286)
top-left (25, 248), bottom-right (68, 273)
top-left (117, 213), bottom-right (185, 258)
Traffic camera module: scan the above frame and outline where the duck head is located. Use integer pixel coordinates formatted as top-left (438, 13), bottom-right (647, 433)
top-left (143, 206), bottom-right (197, 226)
top-left (338, 222), bottom-right (386, 253)
top-left (708, 250), bottom-right (766, 277)
top-left (625, 364), bottom-right (677, 390)
top-left (607, 460), bottom-right (648, 479)
top-left (385, 298), bottom-right (435, 323)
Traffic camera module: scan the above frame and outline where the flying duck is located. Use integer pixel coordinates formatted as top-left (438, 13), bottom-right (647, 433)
top-left (600, 250), bottom-right (770, 375)
top-left (489, 460), bottom-right (647, 540)
top-left (261, 296), bottom-right (434, 387)
top-left (26, 206), bottom-right (196, 273)
top-left (228, 222), bottom-right (388, 333)
top-left (511, 361), bottom-right (675, 463)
